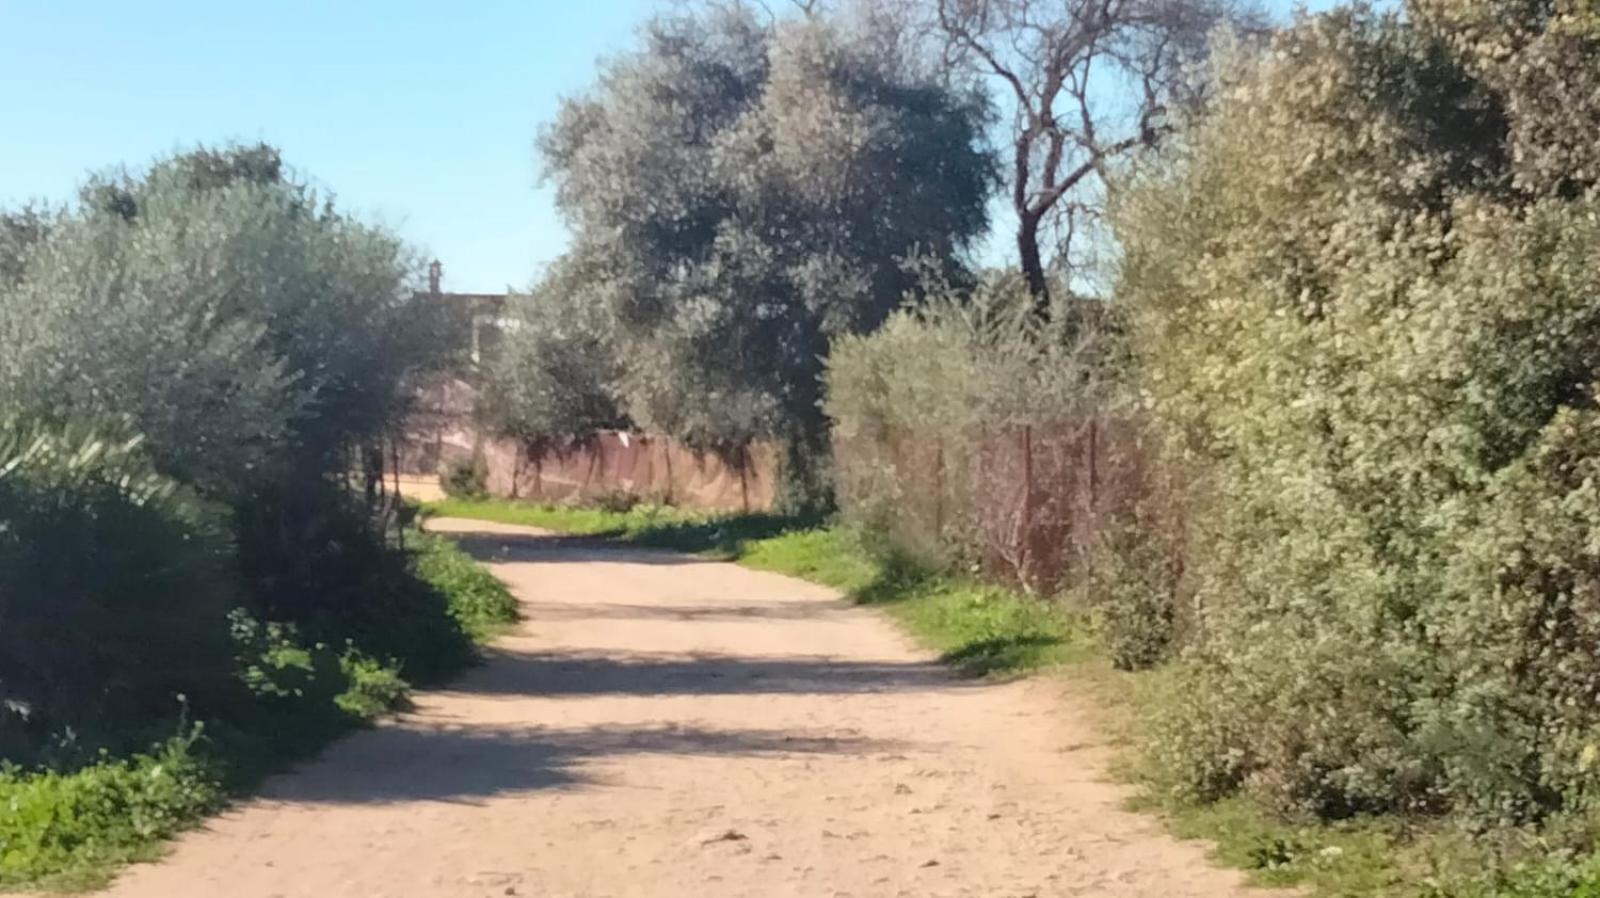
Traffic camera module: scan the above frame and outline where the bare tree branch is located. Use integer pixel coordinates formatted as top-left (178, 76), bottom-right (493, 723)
top-left (930, 0), bottom-right (1258, 315)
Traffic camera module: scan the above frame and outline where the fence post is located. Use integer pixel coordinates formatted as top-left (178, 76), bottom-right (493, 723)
top-left (934, 437), bottom-right (945, 537)
top-left (1020, 423), bottom-right (1034, 590)
top-left (740, 457), bottom-right (750, 513)
top-left (1085, 417), bottom-right (1100, 581)
top-left (1088, 418), bottom-right (1099, 510)
top-left (661, 440), bottom-right (674, 506)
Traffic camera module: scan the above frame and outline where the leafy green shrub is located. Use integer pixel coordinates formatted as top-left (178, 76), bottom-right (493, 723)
top-left (439, 454), bottom-right (489, 500)
top-left (229, 610), bottom-right (409, 733)
top-left (230, 611), bottom-right (339, 706)
top-left (0, 729), bottom-right (221, 891)
top-left (409, 532), bottom-right (519, 641)
top-left (0, 421), bottom-right (237, 757)
top-left (334, 652), bottom-right (410, 719)
top-left (1114, 2), bottom-right (1600, 826)
top-left (230, 488), bottom-right (480, 687)
top-left (0, 521), bottom-right (505, 888)
top-left (1086, 521), bottom-right (1181, 671)
top-left (1438, 851), bottom-right (1600, 898)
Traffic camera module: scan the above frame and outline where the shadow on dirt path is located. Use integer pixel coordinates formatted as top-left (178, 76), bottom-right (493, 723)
top-left (100, 518), bottom-right (1269, 898)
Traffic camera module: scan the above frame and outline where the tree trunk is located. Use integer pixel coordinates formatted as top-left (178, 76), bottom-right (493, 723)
top-left (1018, 212), bottom-right (1050, 318)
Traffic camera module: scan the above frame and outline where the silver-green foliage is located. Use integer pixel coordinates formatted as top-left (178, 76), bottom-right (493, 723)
top-left (0, 145), bottom-right (453, 747)
top-left (1116, 1), bottom-right (1600, 824)
top-left (826, 271), bottom-right (1119, 567)
top-left (479, 254), bottom-right (628, 446)
top-left (537, 5), bottom-right (996, 490)
top-left (0, 146), bottom-right (435, 499)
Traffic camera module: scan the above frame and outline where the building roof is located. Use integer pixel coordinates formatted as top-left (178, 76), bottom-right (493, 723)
top-left (424, 260), bottom-right (506, 307)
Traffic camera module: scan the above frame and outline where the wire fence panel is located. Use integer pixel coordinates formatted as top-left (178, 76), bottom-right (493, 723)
top-left (837, 416), bottom-right (1164, 593)
top-left (395, 375), bottom-right (777, 512)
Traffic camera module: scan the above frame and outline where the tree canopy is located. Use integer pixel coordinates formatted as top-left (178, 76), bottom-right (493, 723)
top-left (527, 3), bottom-right (996, 504)
top-left (0, 144), bottom-right (435, 500)
top-left (931, 0), bottom-right (1262, 310)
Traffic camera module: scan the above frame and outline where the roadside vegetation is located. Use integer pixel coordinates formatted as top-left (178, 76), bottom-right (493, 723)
top-left (452, 1), bottom-right (1600, 894)
top-left (7, 0), bottom-right (1600, 894)
top-left (0, 146), bottom-right (517, 890)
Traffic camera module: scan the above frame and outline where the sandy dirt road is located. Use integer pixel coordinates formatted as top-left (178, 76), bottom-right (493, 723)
top-left (101, 518), bottom-right (1263, 898)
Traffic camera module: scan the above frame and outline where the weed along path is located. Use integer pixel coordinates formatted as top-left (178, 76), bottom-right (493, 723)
top-left (101, 518), bottom-right (1263, 898)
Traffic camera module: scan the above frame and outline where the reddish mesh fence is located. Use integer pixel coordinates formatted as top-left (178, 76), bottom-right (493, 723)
top-left (481, 434), bottom-right (775, 512)
top-left (394, 376), bottom-right (777, 512)
top-left (836, 417), bottom-right (1163, 592)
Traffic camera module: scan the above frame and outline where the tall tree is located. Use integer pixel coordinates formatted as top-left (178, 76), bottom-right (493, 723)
top-left (932, 0), bottom-right (1259, 313)
top-left (539, 4), bottom-right (995, 507)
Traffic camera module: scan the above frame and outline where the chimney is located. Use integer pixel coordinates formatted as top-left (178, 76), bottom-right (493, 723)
top-left (428, 259), bottom-right (442, 295)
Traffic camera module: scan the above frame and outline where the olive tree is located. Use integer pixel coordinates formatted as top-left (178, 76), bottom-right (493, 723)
top-left (0, 206), bottom-right (50, 289)
top-left (0, 145), bottom-right (434, 499)
top-left (538, 4), bottom-right (996, 507)
top-left (479, 251), bottom-right (629, 447)
top-left (0, 145), bottom-right (441, 620)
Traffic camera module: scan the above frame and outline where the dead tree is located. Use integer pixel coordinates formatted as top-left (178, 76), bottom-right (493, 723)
top-left (933, 0), bottom-right (1256, 316)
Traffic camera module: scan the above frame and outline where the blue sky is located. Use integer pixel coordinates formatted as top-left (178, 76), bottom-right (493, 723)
top-left (1, 1), bottom-right (1333, 294)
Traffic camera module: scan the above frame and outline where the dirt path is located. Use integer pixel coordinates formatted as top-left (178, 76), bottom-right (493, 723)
top-left (102, 519), bottom-right (1263, 898)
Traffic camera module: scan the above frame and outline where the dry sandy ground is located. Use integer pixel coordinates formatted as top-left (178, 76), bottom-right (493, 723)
top-left (394, 474), bottom-right (446, 504)
top-left (100, 518), bottom-right (1264, 898)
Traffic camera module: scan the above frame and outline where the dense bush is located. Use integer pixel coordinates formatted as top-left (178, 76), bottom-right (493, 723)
top-left (1114, 1), bottom-right (1600, 827)
top-left (826, 271), bottom-right (1122, 573)
top-left (0, 145), bottom-right (507, 887)
top-left (439, 454), bottom-right (489, 501)
top-left (0, 145), bottom-right (445, 643)
top-left (0, 421), bottom-right (237, 757)
top-left (0, 517), bottom-right (508, 889)
top-left (0, 147), bottom-right (435, 501)
top-left (0, 522), bottom-right (512, 888)
top-left (1085, 519), bottom-right (1182, 671)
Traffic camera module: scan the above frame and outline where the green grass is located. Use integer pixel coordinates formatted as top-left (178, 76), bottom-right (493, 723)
top-left (425, 498), bottom-right (1090, 678)
top-left (0, 732), bottom-right (220, 892)
top-left (423, 497), bottom-right (817, 560)
top-left (422, 497), bottom-right (702, 537)
top-left (1147, 793), bottom-right (1417, 896)
top-left (734, 525), bottom-right (1090, 674)
top-left (1132, 789), bottom-right (1600, 898)
top-left (737, 527), bottom-right (882, 592)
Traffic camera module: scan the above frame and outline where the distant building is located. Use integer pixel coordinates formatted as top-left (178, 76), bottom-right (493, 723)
top-left (398, 261), bottom-right (508, 475)
top-left (424, 259), bottom-right (507, 369)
